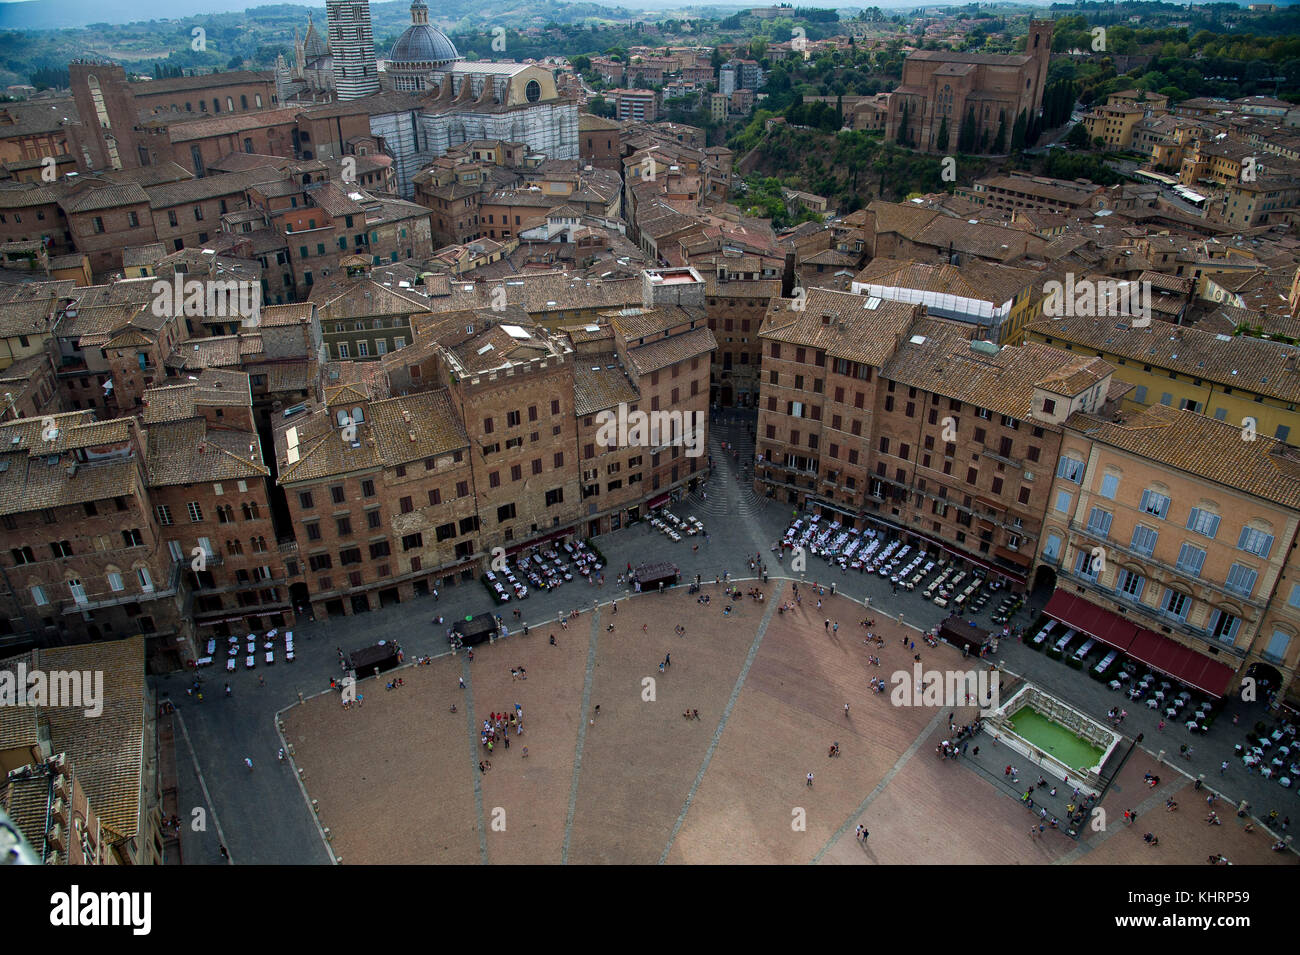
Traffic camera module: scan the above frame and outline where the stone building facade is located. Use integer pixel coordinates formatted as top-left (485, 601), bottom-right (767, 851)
top-left (886, 19), bottom-right (1054, 154)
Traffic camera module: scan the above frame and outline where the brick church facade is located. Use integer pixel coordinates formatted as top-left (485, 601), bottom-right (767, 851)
top-left (887, 19), bottom-right (1054, 154)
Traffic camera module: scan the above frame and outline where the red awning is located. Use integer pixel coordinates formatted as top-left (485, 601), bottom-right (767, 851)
top-left (1043, 590), bottom-right (1139, 650)
top-left (505, 525), bottom-right (575, 556)
top-left (647, 494), bottom-right (671, 509)
top-left (1042, 591), bottom-right (1235, 697)
top-left (1130, 628), bottom-right (1235, 698)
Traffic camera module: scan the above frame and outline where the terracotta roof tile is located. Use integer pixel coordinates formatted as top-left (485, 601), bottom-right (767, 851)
top-left (1067, 404), bottom-right (1300, 509)
top-left (2, 636), bottom-right (147, 839)
top-left (760, 288), bottom-right (921, 367)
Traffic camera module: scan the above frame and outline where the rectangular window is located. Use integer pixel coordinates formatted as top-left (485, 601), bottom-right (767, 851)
top-left (1161, 588), bottom-right (1190, 620)
top-left (1207, 608), bottom-right (1240, 643)
top-left (137, 568), bottom-right (154, 592)
top-left (1099, 473), bottom-right (1119, 500)
top-left (1074, 549), bottom-right (1099, 581)
top-left (1237, 526), bottom-right (1274, 558)
top-left (306, 522), bottom-right (321, 541)
top-left (1175, 542), bottom-right (1206, 577)
top-left (299, 492), bottom-right (314, 510)
top-left (187, 501), bottom-right (204, 522)
top-left (1117, 569), bottom-right (1144, 599)
top-left (1056, 457), bottom-right (1084, 483)
top-left (1224, 563), bottom-right (1258, 597)
top-left (107, 572), bottom-right (124, 592)
top-left (1054, 491), bottom-right (1071, 514)
top-left (31, 584), bottom-right (48, 606)
top-left (331, 486), bottom-right (345, 505)
top-left (1186, 508), bottom-right (1220, 539)
top-left (1086, 506), bottom-right (1112, 537)
top-left (1130, 525), bottom-right (1158, 556)
top-left (400, 496), bottom-right (413, 514)
top-left (156, 504), bottom-right (173, 525)
top-left (1139, 489), bottom-right (1171, 519)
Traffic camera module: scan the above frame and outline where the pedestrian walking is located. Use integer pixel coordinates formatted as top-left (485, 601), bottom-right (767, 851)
top-left (219, 844), bottom-right (229, 860)
top-left (844, 703), bottom-right (850, 718)
top-left (258, 675), bottom-right (265, 688)
top-left (277, 747), bottom-right (285, 763)
top-left (225, 683), bottom-right (232, 697)
top-left (458, 676), bottom-right (466, 689)
top-left (244, 757), bottom-right (253, 771)
top-left (806, 772), bottom-right (814, 787)
top-left (856, 825), bottom-right (863, 841)
top-left (1220, 760), bottom-right (1229, 775)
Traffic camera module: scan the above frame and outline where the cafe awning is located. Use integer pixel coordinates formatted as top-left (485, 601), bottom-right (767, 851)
top-left (1042, 591), bottom-right (1235, 697)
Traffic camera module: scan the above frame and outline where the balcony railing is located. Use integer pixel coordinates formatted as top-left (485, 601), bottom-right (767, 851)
top-left (1068, 522), bottom-right (1267, 611)
top-left (58, 560), bottom-right (184, 615)
top-left (1057, 568), bottom-right (1249, 659)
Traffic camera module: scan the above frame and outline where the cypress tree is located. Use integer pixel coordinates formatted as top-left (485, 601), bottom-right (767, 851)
top-left (1011, 109), bottom-right (1027, 152)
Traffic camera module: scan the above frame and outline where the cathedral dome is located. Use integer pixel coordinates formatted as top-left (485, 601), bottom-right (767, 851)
top-left (390, 25), bottom-right (460, 65)
top-left (389, 2), bottom-right (460, 66)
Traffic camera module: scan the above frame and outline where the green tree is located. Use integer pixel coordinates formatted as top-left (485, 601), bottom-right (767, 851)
top-left (936, 115), bottom-right (949, 152)
top-left (1011, 109), bottom-right (1027, 152)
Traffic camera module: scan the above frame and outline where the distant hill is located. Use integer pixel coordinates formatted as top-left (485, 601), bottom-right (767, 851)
top-left (0, 0), bottom-right (641, 31)
top-left (0, 0), bottom-right (286, 30)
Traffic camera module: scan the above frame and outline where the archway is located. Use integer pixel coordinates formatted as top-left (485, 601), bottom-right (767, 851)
top-left (1032, 564), bottom-right (1057, 594)
top-left (289, 582), bottom-right (311, 620)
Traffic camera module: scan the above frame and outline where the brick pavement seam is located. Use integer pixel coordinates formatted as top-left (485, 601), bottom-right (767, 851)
top-left (657, 578), bottom-right (787, 865)
top-left (561, 607), bottom-right (601, 865)
top-left (1053, 775), bottom-right (1188, 864)
top-left (172, 710), bottom-right (233, 865)
top-left (461, 655), bottom-right (489, 865)
top-left (810, 707), bottom-right (948, 864)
